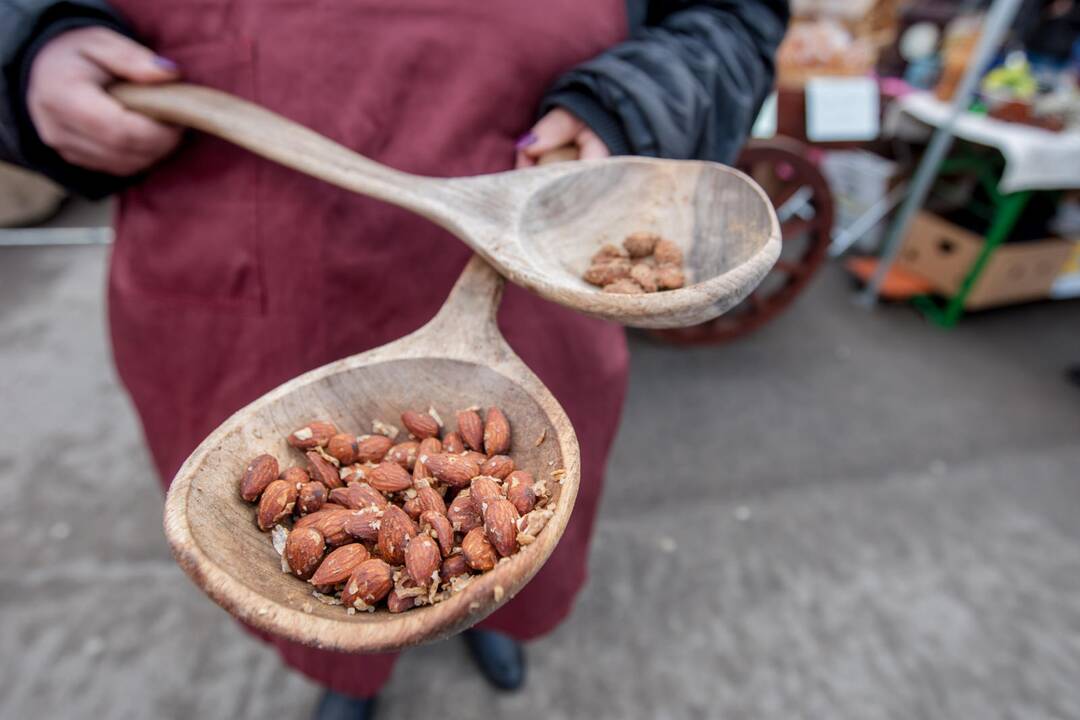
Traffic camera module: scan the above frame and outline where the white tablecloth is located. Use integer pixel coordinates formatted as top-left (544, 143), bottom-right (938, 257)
top-left (884, 91), bottom-right (1080, 194)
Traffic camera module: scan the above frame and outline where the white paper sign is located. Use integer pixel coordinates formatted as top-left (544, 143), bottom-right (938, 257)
top-left (805, 77), bottom-right (880, 142)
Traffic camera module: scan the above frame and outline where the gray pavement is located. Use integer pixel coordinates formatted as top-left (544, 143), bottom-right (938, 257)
top-left (2, 242), bottom-right (1079, 720)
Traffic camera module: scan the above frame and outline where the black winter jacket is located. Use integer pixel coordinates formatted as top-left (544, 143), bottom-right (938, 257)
top-left (0, 0), bottom-right (787, 198)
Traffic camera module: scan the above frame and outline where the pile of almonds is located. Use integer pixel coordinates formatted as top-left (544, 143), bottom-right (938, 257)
top-left (239, 407), bottom-right (557, 614)
top-left (584, 231), bottom-right (686, 294)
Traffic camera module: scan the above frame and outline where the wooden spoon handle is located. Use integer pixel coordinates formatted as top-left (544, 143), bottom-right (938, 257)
top-left (110, 82), bottom-right (454, 219)
top-left (416, 255), bottom-right (506, 356)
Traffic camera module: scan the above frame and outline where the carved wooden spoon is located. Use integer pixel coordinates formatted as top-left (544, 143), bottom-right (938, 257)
top-left (112, 83), bottom-right (780, 328)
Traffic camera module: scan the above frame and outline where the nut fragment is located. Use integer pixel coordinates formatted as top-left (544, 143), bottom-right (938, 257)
top-left (285, 527), bottom-right (325, 580)
top-left (298, 481), bottom-right (328, 515)
top-left (425, 453), bottom-right (481, 488)
top-left (377, 505), bottom-right (417, 565)
top-left (483, 498), bottom-right (520, 557)
top-left (483, 407), bottom-right (511, 456)
top-left (401, 410), bottom-right (440, 439)
top-left (369, 462), bottom-right (413, 493)
top-left (257, 480), bottom-right (297, 530)
top-left (341, 559), bottom-right (393, 608)
top-left (287, 421), bottom-right (337, 449)
top-left (461, 527), bottom-right (497, 572)
top-left (310, 543), bottom-right (369, 589)
top-left (456, 410), bottom-right (484, 452)
top-left (405, 534), bottom-right (441, 587)
top-left (355, 435), bottom-right (393, 463)
top-left (480, 455), bottom-right (514, 479)
top-left (240, 454), bottom-right (279, 502)
top-left (623, 231), bottom-right (660, 258)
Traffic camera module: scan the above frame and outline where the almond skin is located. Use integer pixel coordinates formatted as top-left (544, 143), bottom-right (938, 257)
top-left (293, 507), bottom-right (352, 545)
top-left (297, 481), bottom-right (327, 515)
top-left (287, 421), bottom-right (337, 449)
top-left (257, 480), bottom-right (297, 530)
top-left (441, 553), bottom-right (469, 580)
top-left (377, 505), bottom-right (417, 565)
top-left (483, 498), bottom-right (520, 557)
top-left (461, 527), bottom-right (497, 571)
top-left (415, 485), bottom-right (447, 516)
top-left (240, 454), bottom-right (279, 502)
top-left (483, 407), bottom-right (511, 455)
top-left (342, 507), bottom-right (383, 542)
top-left (284, 527), bottom-right (325, 580)
top-left (310, 543), bottom-right (369, 589)
top-left (442, 431), bottom-right (465, 454)
top-left (505, 470), bottom-right (536, 515)
top-left (369, 462), bottom-right (413, 493)
top-left (426, 453), bottom-right (480, 488)
top-left (405, 534), bottom-right (441, 587)
top-left (341, 559), bottom-right (393, 608)
top-left (327, 433), bottom-right (359, 465)
top-left (456, 410), bottom-right (485, 452)
top-left (306, 451), bottom-right (343, 490)
top-left (470, 476), bottom-right (503, 513)
top-left (355, 435), bottom-right (393, 463)
top-left (448, 491), bottom-right (482, 533)
top-left (421, 511), bottom-right (454, 557)
top-left (480, 455), bottom-right (514, 480)
top-left (386, 441), bottom-right (419, 470)
top-left (401, 410), bottom-right (440, 440)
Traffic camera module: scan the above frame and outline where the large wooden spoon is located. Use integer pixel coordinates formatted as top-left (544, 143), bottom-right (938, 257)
top-left (112, 83), bottom-right (780, 328)
top-left (164, 256), bottom-right (579, 653)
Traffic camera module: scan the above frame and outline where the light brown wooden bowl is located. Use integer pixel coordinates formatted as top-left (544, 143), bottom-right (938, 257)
top-left (163, 259), bottom-right (579, 653)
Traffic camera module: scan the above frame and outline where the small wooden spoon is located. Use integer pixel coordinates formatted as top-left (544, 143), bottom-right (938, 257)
top-left (164, 256), bottom-right (579, 653)
top-left (112, 83), bottom-right (780, 328)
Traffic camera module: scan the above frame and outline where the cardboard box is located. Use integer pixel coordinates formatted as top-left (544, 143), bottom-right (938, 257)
top-left (896, 211), bottom-right (1073, 309)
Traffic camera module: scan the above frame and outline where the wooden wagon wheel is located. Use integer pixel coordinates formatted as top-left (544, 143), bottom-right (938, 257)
top-left (651, 137), bottom-right (833, 345)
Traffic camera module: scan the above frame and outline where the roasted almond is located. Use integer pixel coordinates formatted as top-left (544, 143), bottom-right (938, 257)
top-left (480, 455), bottom-right (514, 479)
top-left (483, 408), bottom-right (511, 456)
top-left (257, 480), bottom-right (297, 530)
top-left (240, 454), bottom-right (279, 502)
top-left (387, 586), bottom-right (418, 613)
top-left (306, 451), bottom-right (343, 490)
top-left (415, 485), bottom-right (447, 516)
top-left (329, 484), bottom-right (379, 510)
top-left (456, 409), bottom-right (484, 452)
top-left (442, 431), bottom-right (465, 454)
top-left (310, 543), bottom-right (369, 588)
top-left (355, 434), bottom-right (393, 463)
top-left (297, 481), bottom-right (328, 515)
top-left (656, 264), bottom-right (685, 290)
top-left (630, 263), bottom-right (658, 292)
top-left (470, 476), bottom-right (503, 513)
top-left (402, 496), bottom-right (422, 520)
top-left (280, 466), bottom-right (311, 486)
top-left (327, 433), bottom-right (359, 465)
top-left (405, 534), bottom-right (441, 587)
top-left (369, 462), bottom-right (413, 493)
top-left (401, 410), bottom-right (439, 440)
top-left (425, 453), bottom-right (480, 488)
top-left (440, 553), bottom-right (469, 580)
top-left (284, 527), bottom-right (325, 580)
top-left (421, 510), bottom-right (454, 557)
top-left (342, 507), bottom-right (383, 542)
top-left (294, 507), bottom-right (352, 545)
top-left (505, 470), bottom-right (536, 515)
top-left (341, 559), bottom-right (393, 608)
top-left (386, 441), bottom-right (419, 470)
top-left (594, 242), bottom-right (629, 260)
top-left (413, 437), bottom-right (443, 481)
top-left (377, 505), bottom-right (417, 565)
top-left (483, 498), bottom-right (520, 557)
top-left (349, 482), bottom-right (390, 509)
top-left (287, 421), bottom-right (337, 449)
top-left (623, 231), bottom-right (660, 258)
top-left (584, 257), bottom-right (632, 286)
top-left (339, 463), bottom-right (370, 484)
top-left (448, 490), bottom-right (482, 532)
top-left (461, 526), bottom-right (497, 571)
top-left (654, 238), bottom-right (683, 265)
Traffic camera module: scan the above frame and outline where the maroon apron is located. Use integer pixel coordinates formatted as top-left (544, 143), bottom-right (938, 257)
top-left (106, 0), bottom-right (629, 698)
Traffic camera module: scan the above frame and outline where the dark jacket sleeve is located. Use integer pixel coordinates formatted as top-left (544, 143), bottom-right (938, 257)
top-left (542, 0), bottom-right (788, 164)
top-left (1, 0), bottom-right (134, 197)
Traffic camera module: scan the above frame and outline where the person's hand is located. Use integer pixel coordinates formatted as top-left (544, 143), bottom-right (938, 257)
top-left (514, 108), bottom-right (609, 168)
top-left (27, 27), bottom-right (182, 175)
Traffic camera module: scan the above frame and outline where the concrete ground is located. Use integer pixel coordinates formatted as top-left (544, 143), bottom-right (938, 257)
top-left (2, 235), bottom-right (1080, 720)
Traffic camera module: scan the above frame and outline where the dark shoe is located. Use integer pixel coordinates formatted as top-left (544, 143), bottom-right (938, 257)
top-left (314, 690), bottom-right (377, 720)
top-left (463, 629), bottom-right (525, 691)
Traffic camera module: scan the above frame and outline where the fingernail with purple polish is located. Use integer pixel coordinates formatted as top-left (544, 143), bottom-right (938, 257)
top-left (153, 56), bottom-right (179, 71)
top-left (515, 132), bottom-right (538, 150)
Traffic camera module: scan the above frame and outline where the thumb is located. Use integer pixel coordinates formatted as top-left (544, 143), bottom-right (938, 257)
top-left (518, 109), bottom-right (584, 158)
top-left (80, 29), bottom-right (179, 83)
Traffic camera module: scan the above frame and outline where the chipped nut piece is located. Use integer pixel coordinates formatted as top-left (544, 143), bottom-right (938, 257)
top-left (583, 257), bottom-right (632, 287)
top-left (461, 527), bottom-right (497, 572)
top-left (257, 480), bottom-right (297, 530)
top-left (284, 527), bottom-right (325, 580)
top-left (371, 419), bottom-right (399, 440)
top-left (629, 263), bottom-right (658, 292)
top-left (653, 238), bottom-right (683, 266)
top-left (287, 421), bottom-right (337, 449)
top-left (310, 543), bottom-right (369, 590)
top-left (656, 264), bottom-right (686, 290)
top-left (602, 278), bottom-right (644, 294)
top-left (240, 454), bottom-right (279, 502)
top-left (401, 410), bottom-right (440, 439)
top-left (623, 231), bottom-right (660, 258)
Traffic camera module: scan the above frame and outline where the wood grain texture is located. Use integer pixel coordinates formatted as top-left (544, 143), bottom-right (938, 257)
top-left (163, 257), bottom-right (580, 653)
top-left (111, 83), bottom-right (780, 328)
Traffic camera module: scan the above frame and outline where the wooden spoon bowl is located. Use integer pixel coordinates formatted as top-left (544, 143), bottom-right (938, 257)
top-left (112, 83), bottom-right (780, 329)
top-left (164, 258), bottom-right (579, 653)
